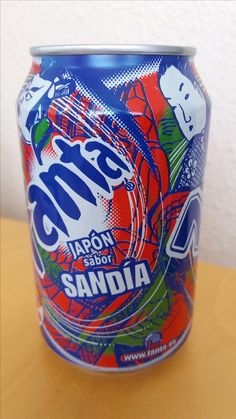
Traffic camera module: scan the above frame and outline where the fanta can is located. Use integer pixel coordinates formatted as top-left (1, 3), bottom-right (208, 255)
top-left (16, 45), bottom-right (211, 371)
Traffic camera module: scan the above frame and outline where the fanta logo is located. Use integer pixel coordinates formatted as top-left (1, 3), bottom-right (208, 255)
top-left (28, 137), bottom-right (133, 250)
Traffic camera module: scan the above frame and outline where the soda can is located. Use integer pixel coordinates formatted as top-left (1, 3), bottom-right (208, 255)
top-left (16, 45), bottom-right (211, 371)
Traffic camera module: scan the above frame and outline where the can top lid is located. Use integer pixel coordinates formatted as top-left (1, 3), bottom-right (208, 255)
top-left (30, 44), bottom-right (196, 56)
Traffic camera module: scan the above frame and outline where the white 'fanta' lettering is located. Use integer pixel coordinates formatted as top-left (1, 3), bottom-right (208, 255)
top-left (28, 136), bottom-right (133, 251)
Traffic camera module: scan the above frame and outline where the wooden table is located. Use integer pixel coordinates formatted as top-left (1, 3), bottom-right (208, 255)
top-left (1, 218), bottom-right (236, 419)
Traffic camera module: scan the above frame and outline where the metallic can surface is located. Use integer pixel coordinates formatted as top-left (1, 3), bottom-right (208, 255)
top-left (16, 46), bottom-right (211, 371)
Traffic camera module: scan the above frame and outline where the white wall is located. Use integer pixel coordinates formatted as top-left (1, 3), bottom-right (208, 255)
top-left (1, 1), bottom-right (236, 267)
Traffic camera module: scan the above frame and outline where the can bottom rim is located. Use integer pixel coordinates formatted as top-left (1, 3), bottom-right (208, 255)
top-left (41, 321), bottom-right (192, 373)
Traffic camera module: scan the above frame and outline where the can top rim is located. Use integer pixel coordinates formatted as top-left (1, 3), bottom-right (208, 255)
top-left (30, 44), bottom-right (197, 56)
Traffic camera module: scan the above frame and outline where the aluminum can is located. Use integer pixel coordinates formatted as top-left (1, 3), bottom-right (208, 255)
top-left (16, 45), bottom-right (211, 371)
